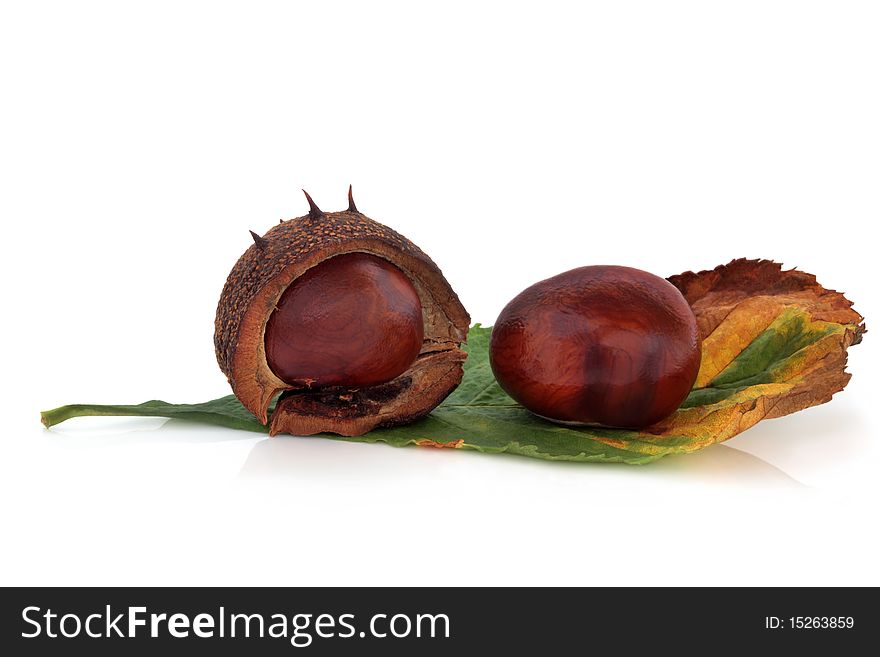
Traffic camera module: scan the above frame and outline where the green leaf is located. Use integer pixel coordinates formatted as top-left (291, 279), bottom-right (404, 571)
top-left (41, 260), bottom-right (864, 465)
top-left (41, 397), bottom-right (270, 434)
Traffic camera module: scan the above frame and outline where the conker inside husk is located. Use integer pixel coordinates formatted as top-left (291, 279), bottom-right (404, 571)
top-left (214, 188), bottom-right (469, 437)
top-left (264, 252), bottom-right (424, 388)
top-left (489, 265), bottom-right (701, 429)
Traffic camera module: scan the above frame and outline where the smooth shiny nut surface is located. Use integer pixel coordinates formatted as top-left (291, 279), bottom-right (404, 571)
top-left (265, 252), bottom-right (424, 388)
top-left (489, 265), bottom-right (701, 429)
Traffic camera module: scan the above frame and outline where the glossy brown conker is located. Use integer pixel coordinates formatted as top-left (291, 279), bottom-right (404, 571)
top-left (215, 188), bottom-right (470, 436)
top-left (264, 252), bottom-right (424, 389)
top-left (489, 265), bottom-right (701, 429)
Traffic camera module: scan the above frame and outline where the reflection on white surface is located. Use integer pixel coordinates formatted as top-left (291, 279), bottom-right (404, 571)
top-left (46, 416), bottom-right (260, 444)
top-left (42, 400), bottom-right (867, 490)
top-left (718, 401), bottom-right (869, 481)
top-left (44, 393), bottom-right (873, 492)
top-left (42, 413), bottom-right (805, 487)
top-left (239, 434), bottom-right (803, 487)
top-left (647, 444), bottom-right (804, 486)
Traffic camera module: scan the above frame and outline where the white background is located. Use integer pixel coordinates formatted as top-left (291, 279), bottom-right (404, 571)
top-left (1, 1), bottom-right (877, 586)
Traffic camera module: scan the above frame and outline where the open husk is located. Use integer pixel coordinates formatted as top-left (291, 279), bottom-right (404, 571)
top-left (214, 189), bottom-right (470, 436)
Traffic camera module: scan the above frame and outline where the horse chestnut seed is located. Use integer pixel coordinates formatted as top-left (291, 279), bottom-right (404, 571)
top-left (489, 265), bottom-right (701, 429)
top-left (265, 252), bottom-right (424, 389)
top-left (215, 187), bottom-right (469, 436)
